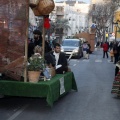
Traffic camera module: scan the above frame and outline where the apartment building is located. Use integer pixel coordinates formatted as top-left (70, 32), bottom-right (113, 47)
top-left (50, 1), bottom-right (90, 37)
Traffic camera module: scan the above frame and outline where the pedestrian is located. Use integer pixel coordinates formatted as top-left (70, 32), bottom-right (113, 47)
top-left (117, 42), bottom-right (120, 58)
top-left (96, 41), bottom-right (100, 51)
top-left (86, 41), bottom-right (91, 58)
top-left (82, 41), bottom-right (89, 59)
top-left (106, 32), bottom-right (109, 41)
top-left (111, 60), bottom-right (120, 95)
top-left (100, 41), bottom-right (103, 48)
top-left (109, 41), bottom-right (113, 50)
top-left (109, 48), bottom-right (114, 62)
top-left (115, 60), bottom-right (120, 76)
top-left (113, 42), bottom-right (119, 64)
top-left (102, 42), bottom-right (109, 58)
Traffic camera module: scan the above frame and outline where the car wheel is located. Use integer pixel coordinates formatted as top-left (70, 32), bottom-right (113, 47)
top-left (81, 52), bottom-right (83, 57)
top-left (76, 54), bottom-right (80, 59)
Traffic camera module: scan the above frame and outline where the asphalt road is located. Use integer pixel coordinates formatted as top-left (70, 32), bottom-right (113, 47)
top-left (0, 49), bottom-right (120, 120)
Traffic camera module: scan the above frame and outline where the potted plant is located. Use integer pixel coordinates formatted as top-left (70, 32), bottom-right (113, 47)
top-left (27, 54), bottom-right (45, 83)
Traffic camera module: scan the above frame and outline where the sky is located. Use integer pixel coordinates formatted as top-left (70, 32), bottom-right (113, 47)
top-left (54, 0), bottom-right (91, 4)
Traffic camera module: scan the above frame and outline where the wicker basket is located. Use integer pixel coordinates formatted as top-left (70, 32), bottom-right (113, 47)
top-left (28, 71), bottom-right (41, 83)
top-left (38, 0), bottom-right (55, 15)
top-left (32, 7), bottom-right (42, 16)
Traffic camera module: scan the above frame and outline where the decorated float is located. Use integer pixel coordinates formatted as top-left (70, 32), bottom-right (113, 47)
top-left (0, 0), bottom-right (77, 106)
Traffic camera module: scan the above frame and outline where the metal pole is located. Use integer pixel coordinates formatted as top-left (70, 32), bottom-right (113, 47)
top-left (115, 26), bottom-right (117, 41)
top-left (42, 16), bottom-right (45, 58)
top-left (24, 0), bottom-right (29, 82)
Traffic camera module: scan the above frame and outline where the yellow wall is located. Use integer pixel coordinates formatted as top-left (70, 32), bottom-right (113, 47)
top-left (115, 10), bottom-right (120, 39)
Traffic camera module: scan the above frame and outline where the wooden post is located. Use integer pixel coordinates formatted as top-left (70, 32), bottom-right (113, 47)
top-left (42, 16), bottom-right (45, 58)
top-left (24, 0), bottom-right (29, 82)
top-left (115, 26), bottom-right (118, 41)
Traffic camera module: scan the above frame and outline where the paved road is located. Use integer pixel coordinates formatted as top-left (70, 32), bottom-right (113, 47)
top-left (0, 49), bottom-right (120, 120)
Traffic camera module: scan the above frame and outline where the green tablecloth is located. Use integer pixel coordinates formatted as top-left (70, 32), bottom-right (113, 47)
top-left (0, 72), bottom-right (77, 106)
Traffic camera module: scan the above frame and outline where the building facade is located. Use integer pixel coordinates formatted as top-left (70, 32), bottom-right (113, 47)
top-left (50, 1), bottom-right (90, 38)
top-left (114, 8), bottom-right (120, 40)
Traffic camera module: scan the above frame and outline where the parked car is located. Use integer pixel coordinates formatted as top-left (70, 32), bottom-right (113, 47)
top-left (61, 39), bottom-right (83, 59)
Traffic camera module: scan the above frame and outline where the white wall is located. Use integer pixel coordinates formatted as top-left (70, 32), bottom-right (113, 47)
top-left (53, 2), bottom-right (90, 37)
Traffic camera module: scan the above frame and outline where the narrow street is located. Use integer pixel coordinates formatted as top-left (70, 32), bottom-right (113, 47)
top-left (0, 49), bottom-right (120, 120)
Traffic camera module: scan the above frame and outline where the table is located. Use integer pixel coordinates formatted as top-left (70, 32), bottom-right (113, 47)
top-left (0, 72), bottom-right (77, 106)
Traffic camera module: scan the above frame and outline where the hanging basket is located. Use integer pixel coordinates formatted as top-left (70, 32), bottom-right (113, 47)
top-left (38, 0), bottom-right (55, 15)
top-left (29, 0), bottom-right (39, 8)
top-left (32, 7), bottom-right (42, 16)
top-left (28, 71), bottom-right (41, 83)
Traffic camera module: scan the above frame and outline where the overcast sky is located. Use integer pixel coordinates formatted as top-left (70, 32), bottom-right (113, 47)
top-left (55, 0), bottom-right (91, 4)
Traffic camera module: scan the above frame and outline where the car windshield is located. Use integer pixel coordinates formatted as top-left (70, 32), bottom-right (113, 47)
top-left (62, 40), bottom-right (79, 47)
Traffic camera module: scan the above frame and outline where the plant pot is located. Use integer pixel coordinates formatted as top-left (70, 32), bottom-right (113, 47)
top-left (28, 71), bottom-right (41, 83)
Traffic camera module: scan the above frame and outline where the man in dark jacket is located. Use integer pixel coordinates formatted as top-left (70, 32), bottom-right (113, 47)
top-left (33, 30), bottom-right (42, 46)
top-left (33, 30), bottom-right (52, 53)
top-left (45, 43), bottom-right (68, 74)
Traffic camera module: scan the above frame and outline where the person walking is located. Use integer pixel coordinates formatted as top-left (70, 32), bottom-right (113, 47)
top-left (109, 41), bottom-right (113, 50)
top-left (102, 42), bottom-right (109, 58)
top-left (86, 41), bottom-right (91, 59)
top-left (82, 41), bottom-right (89, 59)
top-left (109, 48), bottom-right (114, 62)
top-left (113, 42), bottom-right (119, 64)
top-left (106, 32), bottom-right (109, 41)
top-left (96, 41), bottom-right (100, 51)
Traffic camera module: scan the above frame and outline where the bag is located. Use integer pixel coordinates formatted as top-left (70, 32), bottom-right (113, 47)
top-left (43, 67), bottom-right (56, 79)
